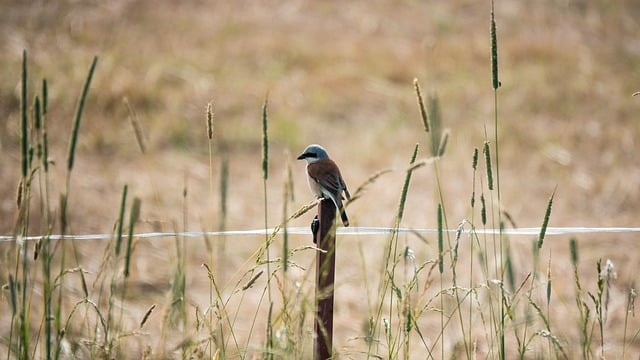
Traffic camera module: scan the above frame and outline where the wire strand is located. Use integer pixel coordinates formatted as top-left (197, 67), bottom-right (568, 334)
top-left (2, 227), bottom-right (639, 242)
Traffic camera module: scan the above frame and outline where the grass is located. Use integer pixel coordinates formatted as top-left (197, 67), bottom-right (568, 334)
top-left (2, 1), bottom-right (640, 359)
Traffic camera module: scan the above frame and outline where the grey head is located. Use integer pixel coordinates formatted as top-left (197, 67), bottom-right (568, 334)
top-left (297, 144), bottom-right (329, 163)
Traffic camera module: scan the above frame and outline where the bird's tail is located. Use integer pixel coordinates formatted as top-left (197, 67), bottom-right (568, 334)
top-left (335, 197), bottom-right (349, 227)
top-left (327, 193), bottom-right (349, 227)
top-left (339, 207), bottom-right (349, 227)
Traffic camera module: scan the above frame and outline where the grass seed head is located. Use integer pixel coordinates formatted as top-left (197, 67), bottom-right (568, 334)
top-left (569, 238), bottom-right (579, 267)
top-left (490, 1), bottom-right (500, 90)
top-left (21, 50), bottom-right (28, 179)
top-left (206, 102), bottom-right (214, 140)
top-left (480, 193), bottom-right (487, 225)
top-left (261, 95), bottom-right (269, 181)
top-left (413, 78), bottom-right (429, 133)
top-left (483, 141), bottom-right (494, 191)
top-left (140, 304), bottom-right (157, 328)
top-left (472, 147), bottom-right (479, 170)
top-left (42, 78), bottom-right (48, 115)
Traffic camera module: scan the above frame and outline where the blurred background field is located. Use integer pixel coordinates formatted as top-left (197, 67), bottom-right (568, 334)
top-left (1, 0), bottom-right (639, 358)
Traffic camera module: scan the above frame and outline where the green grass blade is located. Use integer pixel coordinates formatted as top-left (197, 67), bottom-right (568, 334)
top-left (396, 144), bottom-right (420, 224)
top-left (67, 56), bottom-right (98, 172)
top-left (124, 197), bottom-right (141, 278)
top-left (115, 185), bottom-right (128, 256)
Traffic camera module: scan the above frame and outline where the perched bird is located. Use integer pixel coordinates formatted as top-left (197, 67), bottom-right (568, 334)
top-left (297, 144), bottom-right (351, 226)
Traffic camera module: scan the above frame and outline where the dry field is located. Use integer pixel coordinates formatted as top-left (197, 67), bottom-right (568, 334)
top-left (1, 0), bottom-right (639, 358)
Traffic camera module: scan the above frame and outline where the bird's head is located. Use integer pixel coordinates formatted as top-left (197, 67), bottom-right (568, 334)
top-left (297, 144), bottom-right (329, 164)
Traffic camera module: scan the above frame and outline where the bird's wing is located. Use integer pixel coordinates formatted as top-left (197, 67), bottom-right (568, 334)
top-left (314, 172), bottom-right (343, 195)
top-left (307, 159), bottom-right (346, 197)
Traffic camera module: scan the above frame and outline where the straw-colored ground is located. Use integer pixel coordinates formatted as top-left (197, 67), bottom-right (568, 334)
top-left (1, 1), bottom-right (639, 358)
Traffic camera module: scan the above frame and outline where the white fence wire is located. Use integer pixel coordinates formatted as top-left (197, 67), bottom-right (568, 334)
top-left (1, 226), bottom-right (638, 242)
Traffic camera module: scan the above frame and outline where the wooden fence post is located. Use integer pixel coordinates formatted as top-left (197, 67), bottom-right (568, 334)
top-left (313, 199), bottom-right (336, 360)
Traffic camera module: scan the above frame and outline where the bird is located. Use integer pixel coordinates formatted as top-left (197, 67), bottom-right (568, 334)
top-left (297, 144), bottom-right (351, 226)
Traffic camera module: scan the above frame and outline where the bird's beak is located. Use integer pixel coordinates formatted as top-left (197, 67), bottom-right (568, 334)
top-left (296, 153), bottom-right (306, 160)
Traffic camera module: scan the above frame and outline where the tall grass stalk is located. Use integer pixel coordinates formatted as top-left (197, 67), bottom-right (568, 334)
top-left (14, 51), bottom-right (53, 360)
top-left (591, 259), bottom-right (606, 359)
top-left (41, 227), bottom-right (52, 360)
top-left (111, 196), bottom-right (141, 356)
top-left (21, 50), bottom-right (28, 180)
top-left (282, 152), bottom-right (294, 273)
top-left (60, 55), bottom-right (98, 261)
top-left (218, 156), bottom-right (229, 275)
top-left (125, 97), bottom-right (147, 154)
top-left (545, 255), bottom-right (553, 355)
top-left (467, 148), bottom-right (481, 358)
top-left (485, 2), bottom-right (507, 357)
top-left (260, 94), bottom-right (275, 359)
top-left (414, 78), bottom-right (470, 358)
top-left (622, 285), bottom-right (637, 358)
top-left (205, 102), bottom-right (216, 359)
top-left (10, 52), bottom-right (100, 359)
top-left (15, 48), bottom-right (31, 360)
top-left (401, 245), bottom-right (414, 360)
top-left (277, 152), bottom-right (295, 356)
top-left (115, 185), bottom-right (128, 256)
top-left (63, 58), bottom-right (98, 355)
top-left (101, 184), bottom-right (129, 357)
top-left (369, 143), bottom-right (421, 359)
top-left (162, 181), bottom-right (188, 355)
top-left (570, 238), bottom-right (591, 358)
top-left (123, 198), bottom-right (141, 279)
top-left (40, 78), bottom-right (51, 225)
top-left (537, 189), bottom-right (556, 250)
top-left (517, 189), bottom-right (555, 355)
top-left (66, 56), bottom-right (97, 181)
top-left (437, 203), bottom-right (444, 360)
top-left (214, 154), bottom-right (230, 356)
top-left (203, 262), bottom-right (245, 358)
top-left (489, 0), bottom-right (500, 198)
